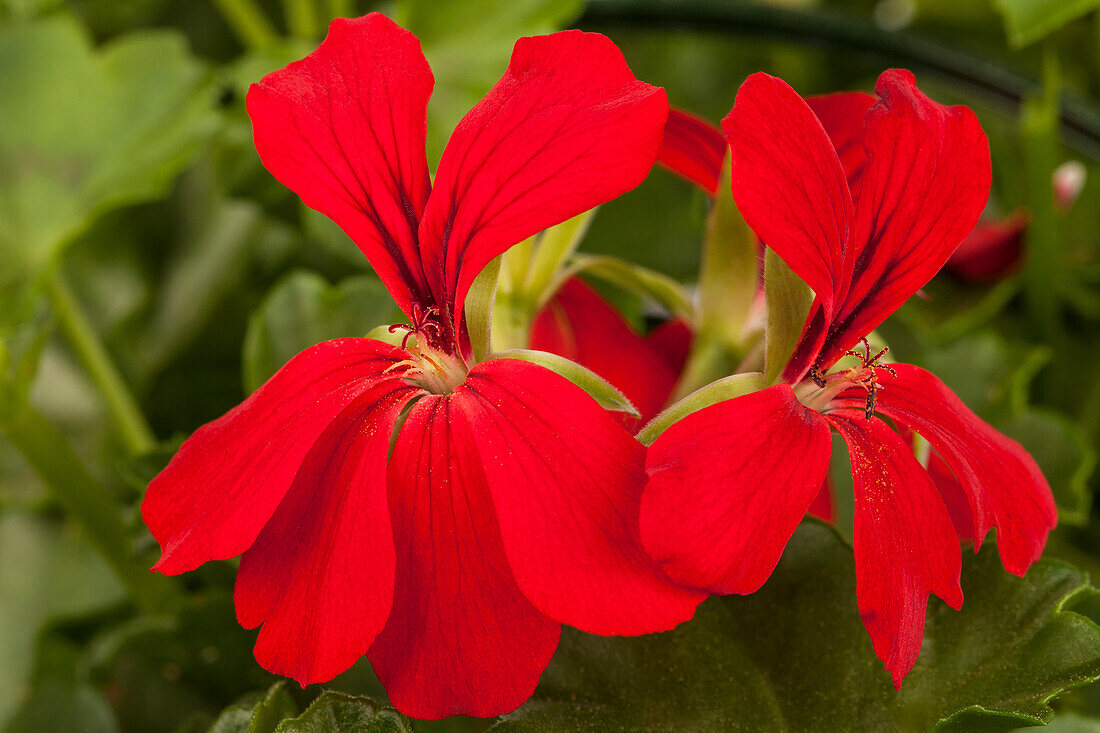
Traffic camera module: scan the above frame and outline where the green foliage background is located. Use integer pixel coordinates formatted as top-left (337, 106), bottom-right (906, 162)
top-left (2, 0), bottom-right (1100, 730)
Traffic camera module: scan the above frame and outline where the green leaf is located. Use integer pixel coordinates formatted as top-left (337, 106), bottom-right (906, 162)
top-left (991, 0), bottom-right (1100, 47)
top-left (764, 247), bottom-right (814, 384)
top-left (242, 271), bottom-right (402, 393)
top-left (494, 349), bottom-right (639, 417)
top-left (0, 14), bottom-right (219, 333)
top-left (559, 255), bottom-right (695, 322)
top-left (396, 0), bottom-right (583, 162)
top-left (636, 372), bottom-right (766, 445)
top-left (209, 682), bottom-right (298, 733)
top-left (497, 522), bottom-right (1100, 731)
top-left (6, 636), bottom-right (118, 733)
top-left (274, 691), bottom-right (412, 733)
top-left (999, 410), bottom-right (1095, 526)
top-left (465, 255), bottom-right (501, 364)
top-left (0, 512), bottom-right (126, 728)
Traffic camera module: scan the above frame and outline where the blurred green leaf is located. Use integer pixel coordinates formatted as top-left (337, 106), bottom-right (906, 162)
top-left (274, 691), bottom-right (411, 733)
top-left (397, 0), bottom-right (583, 161)
top-left (1000, 410), bottom-right (1095, 526)
top-left (0, 14), bottom-right (220, 333)
top-left (559, 255), bottom-right (695, 322)
top-left (5, 636), bottom-right (117, 733)
top-left (209, 682), bottom-right (298, 733)
top-left (88, 591), bottom-right (277, 733)
top-left (991, 0), bottom-right (1100, 47)
top-left (242, 271), bottom-right (401, 393)
top-left (0, 512), bottom-right (126, 728)
top-left (497, 522), bottom-right (1100, 731)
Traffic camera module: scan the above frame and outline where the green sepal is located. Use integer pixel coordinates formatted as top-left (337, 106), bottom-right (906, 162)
top-left (465, 254), bottom-right (502, 364)
top-left (554, 254), bottom-right (695, 321)
top-left (494, 349), bottom-right (639, 417)
top-left (637, 371), bottom-right (767, 445)
top-left (764, 247), bottom-right (814, 384)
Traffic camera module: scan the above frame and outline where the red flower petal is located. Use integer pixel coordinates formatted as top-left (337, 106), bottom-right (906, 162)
top-left (529, 278), bottom-right (682, 428)
top-left (928, 450), bottom-right (976, 541)
top-left (869, 364), bottom-right (1056, 575)
top-left (828, 410), bottom-right (963, 688)
top-left (418, 30), bottom-right (668, 333)
top-left (368, 395), bottom-right (560, 720)
top-left (143, 338), bottom-right (406, 575)
top-left (807, 91), bottom-right (876, 196)
top-left (641, 385), bottom-right (832, 594)
top-left (807, 474), bottom-right (835, 523)
top-left (456, 358), bottom-right (704, 635)
top-left (646, 316), bottom-right (693, 376)
top-left (821, 70), bottom-right (991, 366)
top-left (234, 380), bottom-right (418, 685)
top-left (657, 107), bottom-right (726, 195)
top-left (724, 72), bottom-right (853, 320)
top-left (247, 14), bottom-right (434, 316)
top-left (946, 212), bottom-right (1027, 283)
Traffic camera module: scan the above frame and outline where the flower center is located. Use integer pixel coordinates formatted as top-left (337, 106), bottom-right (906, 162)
top-left (386, 304), bottom-right (467, 394)
top-left (793, 337), bottom-right (897, 419)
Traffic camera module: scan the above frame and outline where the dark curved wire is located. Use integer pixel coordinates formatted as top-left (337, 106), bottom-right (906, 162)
top-left (579, 0), bottom-right (1100, 158)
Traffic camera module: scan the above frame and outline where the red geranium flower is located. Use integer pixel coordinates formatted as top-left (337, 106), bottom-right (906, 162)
top-left (640, 70), bottom-right (1057, 685)
top-left (141, 13), bottom-right (703, 719)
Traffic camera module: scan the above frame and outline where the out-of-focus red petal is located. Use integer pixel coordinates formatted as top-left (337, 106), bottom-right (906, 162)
top-left (247, 14), bottom-right (434, 315)
top-left (868, 364), bottom-right (1056, 575)
top-left (946, 211), bottom-right (1027, 283)
top-left (143, 338), bottom-right (406, 575)
top-left (657, 107), bottom-right (726, 195)
top-left (807, 474), bottom-right (835, 523)
top-left (724, 72), bottom-right (853, 320)
top-left (807, 91), bottom-right (876, 196)
top-left (456, 358), bottom-right (704, 635)
top-left (821, 70), bottom-right (991, 366)
top-left (418, 30), bottom-right (668, 334)
top-left (233, 381), bottom-right (418, 685)
top-left (368, 396), bottom-right (559, 720)
top-left (642, 385), bottom-right (832, 594)
top-left (529, 278), bottom-right (681, 428)
top-left (828, 410), bottom-right (963, 688)
top-left (646, 317), bottom-right (693, 376)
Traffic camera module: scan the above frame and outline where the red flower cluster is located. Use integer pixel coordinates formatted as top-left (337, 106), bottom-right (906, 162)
top-left (143, 14), bottom-right (701, 720)
top-left (142, 12), bottom-right (1058, 719)
top-left (642, 71), bottom-right (1056, 685)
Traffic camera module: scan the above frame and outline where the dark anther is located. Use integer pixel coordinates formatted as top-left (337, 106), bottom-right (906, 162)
top-left (844, 336), bottom-right (897, 420)
top-left (808, 364), bottom-right (828, 388)
top-left (389, 304), bottom-right (442, 350)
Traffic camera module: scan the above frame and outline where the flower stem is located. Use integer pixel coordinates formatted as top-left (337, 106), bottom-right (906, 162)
top-left (211, 0), bottom-right (278, 51)
top-left (2, 405), bottom-right (179, 613)
top-left (47, 271), bottom-right (157, 456)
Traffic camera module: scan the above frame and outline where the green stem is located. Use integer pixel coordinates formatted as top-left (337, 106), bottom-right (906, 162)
top-left (283, 0), bottom-right (319, 38)
top-left (3, 406), bottom-right (179, 613)
top-left (1020, 47), bottom-right (1063, 339)
top-left (211, 0), bottom-right (278, 50)
top-left (47, 271), bottom-right (156, 456)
